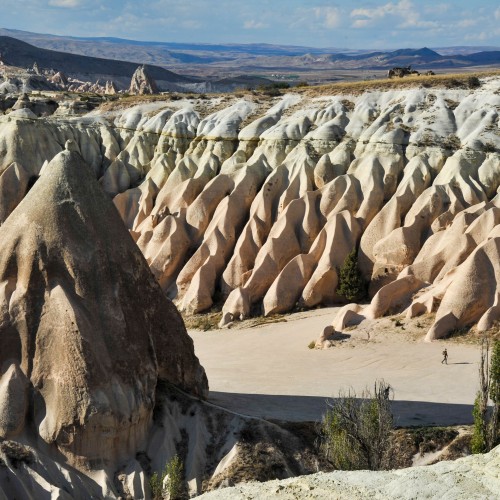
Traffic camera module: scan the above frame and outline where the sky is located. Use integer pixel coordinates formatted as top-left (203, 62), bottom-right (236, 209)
top-left (2, 0), bottom-right (500, 49)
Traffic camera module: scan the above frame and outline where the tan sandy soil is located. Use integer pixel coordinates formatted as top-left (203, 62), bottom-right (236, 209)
top-left (190, 309), bottom-right (482, 427)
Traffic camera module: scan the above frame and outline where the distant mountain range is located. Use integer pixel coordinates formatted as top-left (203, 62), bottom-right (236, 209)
top-left (1, 28), bottom-right (499, 73)
top-left (1, 27), bottom-right (499, 91)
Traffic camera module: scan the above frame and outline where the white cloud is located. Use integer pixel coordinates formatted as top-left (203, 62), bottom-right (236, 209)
top-left (495, 8), bottom-right (500, 20)
top-left (48, 0), bottom-right (82, 7)
top-left (289, 5), bottom-right (342, 31)
top-left (457, 19), bottom-right (477, 28)
top-left (352, 19), bottom-right (370, 28)
top-left (351, 0), bottom-right (414, 22)
top-left (244, 20), bottom-right (267, 30)
top-left (465, 31), bottom-right (489, 41)
top-left (350, 0), bottom-right (441, 30)
top-left (313, 6), bottom-right (341, 29)
top-left (424, 3), bottom-right (450, 15)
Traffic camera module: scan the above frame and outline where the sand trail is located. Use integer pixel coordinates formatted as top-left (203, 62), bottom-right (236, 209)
top-left (190, 308), bottom-right (481, 426)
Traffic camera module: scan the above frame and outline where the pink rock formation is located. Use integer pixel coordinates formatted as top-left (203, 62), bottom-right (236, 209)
top-left (2, 80), bottom-right (500, 339)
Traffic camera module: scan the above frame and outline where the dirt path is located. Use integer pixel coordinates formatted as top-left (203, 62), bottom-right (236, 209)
top-left (190, 308), bottom-right (482, 426)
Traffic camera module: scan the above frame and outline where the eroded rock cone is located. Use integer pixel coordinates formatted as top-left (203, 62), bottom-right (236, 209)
top-left (0, 145), bottom-right (207, 469)
top-left (105, 80), bottom-right (118, 95)
top-left (129, 65), bottom-right (159, 95)
top-left (51, 71), bottom-right (68, 87)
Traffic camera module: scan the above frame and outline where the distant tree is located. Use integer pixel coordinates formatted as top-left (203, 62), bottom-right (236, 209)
top-left (337, 249), bottom-right (366, 302)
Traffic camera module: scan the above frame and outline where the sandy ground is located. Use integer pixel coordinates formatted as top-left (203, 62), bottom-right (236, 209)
top-left (190, 308), bottom-right (482, 427)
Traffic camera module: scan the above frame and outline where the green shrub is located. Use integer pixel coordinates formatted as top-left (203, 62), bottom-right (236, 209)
top-left (468, 76), bottom-right (481, 89)
top-left (165, 455), bottom-right (184, 499)
top-left (150, 455), bottom-right (184, 500)
top-left (321, 381), bottom-right (393, 470)
top-left (489, 339), bottom-right (500, 448)
top-left (337, 249), bottom-right (366, 302)
top-left (150, 469), bottom-right (164, 500)
top-left (472, 393), bottom-right (487, 454)
top-left (472, 338), bottom-right (500, 453)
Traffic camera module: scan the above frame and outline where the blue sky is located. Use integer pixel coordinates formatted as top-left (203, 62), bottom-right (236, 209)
top-left (3, 0), bottom-right (500, 49)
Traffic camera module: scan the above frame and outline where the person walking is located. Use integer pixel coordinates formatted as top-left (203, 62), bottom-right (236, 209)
top-left (441, 348), bottom-right (448, 364)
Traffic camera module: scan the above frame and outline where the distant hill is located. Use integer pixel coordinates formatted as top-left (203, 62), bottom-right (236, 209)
top-left (0, 28), bottom-right (355, 59)
top-left (292, 46), bottom-right (500, 71)
top-left (0, 36), bottom-right (193, 83)
top-left (459, 51), bottom-right (500, 65)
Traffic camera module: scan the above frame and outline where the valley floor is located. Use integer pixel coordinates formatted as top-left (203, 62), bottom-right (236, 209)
top-left (190, 309), bottom-right (481, 427)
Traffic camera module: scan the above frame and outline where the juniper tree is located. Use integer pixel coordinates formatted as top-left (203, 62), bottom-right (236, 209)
top-left (337, 248), bottom-right (366, 302)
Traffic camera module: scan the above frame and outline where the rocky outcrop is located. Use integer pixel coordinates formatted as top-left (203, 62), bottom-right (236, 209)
top-left (0, 143), bottom-right (207, 471)
top-left (2, 78), bottom-right (500, 339)
top-left (198, 445), bottom-right (500, 500)
top-left (50, 70), bottom-right (68, 86)
top-left (105, 79), bottom-right (118, 95)
top-left (129, 65), bottom-right (159, 95)
top-left (0, 383), bottom-right (322, 498)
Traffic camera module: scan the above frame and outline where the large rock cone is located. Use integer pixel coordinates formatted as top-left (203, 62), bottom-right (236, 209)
top-left (0, 146), bottom-right (207, 468)
top-left (129, 65), bottom-right (159, 95)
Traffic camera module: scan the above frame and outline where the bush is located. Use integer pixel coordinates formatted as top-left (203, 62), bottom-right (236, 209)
top-left (150, 455), bottom-right (184, 500)
top-left (442, 134), bottom-right (461, 150)
top-left (320, 380), bottom-right (393, 470)
top-left (337, 249), bottom-right (366, 302)
top-left (468, 76), bottom-right (481, 89)
top-left (257, 82), bottom-right (290, 96)
top-left (149, 468), bottom-right (165, 500)
top-left (472, 338), bottom-right (500, 453)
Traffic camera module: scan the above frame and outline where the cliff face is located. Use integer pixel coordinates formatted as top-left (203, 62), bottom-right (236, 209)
top-left (1, 78), bottom-right (500, 339)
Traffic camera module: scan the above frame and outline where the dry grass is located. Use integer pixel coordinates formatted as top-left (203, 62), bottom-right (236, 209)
top-left (388, 426), bottom-right (472, 469)
top-left (299, 70), bottom-right (500, 97)
top-left (206, 419), bottom-right (322, 491)
top-left (89, 69), bottom-right (500, 115)
top-left (182, 312), bottom-right (222, 331)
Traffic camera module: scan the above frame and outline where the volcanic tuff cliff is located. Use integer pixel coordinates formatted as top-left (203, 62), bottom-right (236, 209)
top-left (1, 77), bottom-right (500, 341)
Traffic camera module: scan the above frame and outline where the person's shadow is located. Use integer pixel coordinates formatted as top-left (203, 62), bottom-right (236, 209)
top-left (449, 362), bottom-right (473, 365)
